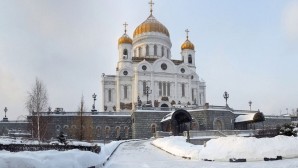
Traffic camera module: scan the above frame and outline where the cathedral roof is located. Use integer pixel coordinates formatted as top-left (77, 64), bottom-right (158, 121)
top-left (133, 15), bottom-right (170, 38)
top-left (118, 33), bottom-right (132, 45)
top-left (181, 39), bottom-right (195, 50)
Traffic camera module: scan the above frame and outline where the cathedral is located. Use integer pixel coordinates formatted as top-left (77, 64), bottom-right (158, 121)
top-left (0, 1), bottom-right (291, 141)
top-left (101, 3), bottom-right (206, 112)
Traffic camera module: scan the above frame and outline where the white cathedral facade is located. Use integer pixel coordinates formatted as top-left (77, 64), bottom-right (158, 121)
top-left (101, 6), bottom-right (206, 112)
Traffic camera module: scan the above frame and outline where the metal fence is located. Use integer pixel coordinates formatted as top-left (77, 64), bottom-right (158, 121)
top-left (0, 144), bottom-right (100, 153)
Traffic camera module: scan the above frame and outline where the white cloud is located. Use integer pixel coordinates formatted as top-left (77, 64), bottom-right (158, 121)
top-left (282, 1), bottom-right (298, 40)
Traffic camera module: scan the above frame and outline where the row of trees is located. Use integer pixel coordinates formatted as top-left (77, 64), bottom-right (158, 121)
top-left (26, 78), bottom-right (94, 142)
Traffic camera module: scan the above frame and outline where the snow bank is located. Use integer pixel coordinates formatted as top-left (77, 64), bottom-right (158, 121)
top-left (199, 135), bottom-right (298, 161)
top-left (152, 136), bottom-right (203, 159)
top-left (0, 149), bottom-right (100, 168)
top-left (0, 140), bottom-right (123, 168)
top-left (153, 135), bottom-right (298, 162)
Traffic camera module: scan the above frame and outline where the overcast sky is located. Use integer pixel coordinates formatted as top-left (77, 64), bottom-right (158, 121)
top-left (1, 0), bottom-right (298, 120)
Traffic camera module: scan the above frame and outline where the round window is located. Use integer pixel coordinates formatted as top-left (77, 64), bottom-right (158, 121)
top-left (123, 71), bottom-right (128, 76)
top-left (161, 63), bottom-right (167, 70)
top-left (181, 68), bottom-right (185, 73)
top-left (142, 65), bottom-right (147, 71)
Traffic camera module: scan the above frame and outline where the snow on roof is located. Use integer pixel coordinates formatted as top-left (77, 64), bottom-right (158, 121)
top-left (161, 112), bottom-right (174, 122)
top-left (235, 113), bottom-right (256, 123)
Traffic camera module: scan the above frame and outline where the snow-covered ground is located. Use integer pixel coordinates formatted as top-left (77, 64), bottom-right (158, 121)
top-left (2, 136), bottom-right (298, 168)
top-left (0, 138), bottom-right (122, 168)
top-left (153, 135), bottom-right (298, 162)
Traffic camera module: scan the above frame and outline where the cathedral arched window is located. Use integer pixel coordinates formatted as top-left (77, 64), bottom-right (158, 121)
top-left (188, 54), bottom-right (192, 64)
top-left (167, 83), bottom-right (170, 96)
top-left (123, 49), bottom-right (128, 56)
top-left (167, 49), bottom-right (170, 58)
top-left (138, 47), bottom-right (142, 57)
top-left (143, 81), bottom-right (147, 95)
top-left (108, 89), bottom-right (112, 102)
top-left (124, 85), bottom-right (128, 99)
top-left (182, 83), bottom-right (185, 97)
top-left (146, 45), bottom-right (149, 56)
top-left (134, 49), bottom-right (136, 57)
top-left (154, 45), bottom-right (157, 56)
top-left (161, 46), bottom-right (164, 56)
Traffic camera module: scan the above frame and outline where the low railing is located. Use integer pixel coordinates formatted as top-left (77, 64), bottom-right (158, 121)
top-left (0, 144), bottom-right (101, 153)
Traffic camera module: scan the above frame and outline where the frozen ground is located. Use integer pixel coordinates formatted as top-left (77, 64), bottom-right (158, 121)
top-left (2, 136), bottom-right (298, 167)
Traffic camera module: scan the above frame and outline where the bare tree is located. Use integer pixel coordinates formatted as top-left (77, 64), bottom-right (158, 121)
top-left (25, 78), bottom-right (48, 142)
top-left (69, 95), bottom-right (94, 141)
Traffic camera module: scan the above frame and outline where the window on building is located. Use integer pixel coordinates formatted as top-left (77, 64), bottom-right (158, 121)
top-left (123, 49), bottom-right (128, 56)
top-left (182, 83), bottom-right (185, 97)
top-left (134, 49), bottom-right (136, 57)
top-left (188, 54), bottom-right (192, 64)
top-left (159, 82), bottom-right (162, 96)
top-left (138, 47), bottom-right (142, 57)
top-left (96, 126), bottom-right (101, 138)
top-left (124, 85), bottom-right (128, 99)
top-left (161, 46), bottom-right (164, 56)
top-left (124, 127), bottom-right (129, 138)
top-left (151, 124), bottom-right (156, 133)
top-left (116, 127), bottom-right (120, 138)
top-left (146, 45), bottom-right (149, 56)
top-left (167, 83), bottom-right (170, 96)
top-left (167, 49), bottom-right (169, 58)
top-left (143, 81), bottom-right (147, 95)
top-left (192, 88), bottom-right (195, 101)
top-left (163, 82), bottom-right (166, 96)
top-left (159, 82), bottom-right (170, 97)
top-left (199, 93), bottom-right (202, 105)
top-left (154, 45), bottom-right (157, 55)
top-left (108, 89), bottom-right (112, 102)
top-left (105, 126), bottom-right (110, 138)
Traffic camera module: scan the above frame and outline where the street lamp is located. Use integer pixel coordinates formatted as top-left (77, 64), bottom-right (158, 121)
top-left (92, 93), bottom-right (97, 112)
top-left (4, 107), bottom-right (7, 118)
top-left (249, 101), bottom-right (252, 111)
top-left (223, 91), bottom-right (229, 106)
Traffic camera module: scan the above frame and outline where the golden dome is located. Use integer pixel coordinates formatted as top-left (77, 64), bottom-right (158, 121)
top-left (118, 34), bottom-right (132, 45)
top-left (133, 15), bottom-right (169, 38)
top-left (181, 39), bottom-right (195, 50)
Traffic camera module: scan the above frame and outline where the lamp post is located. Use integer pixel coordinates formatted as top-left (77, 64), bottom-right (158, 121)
top-left (223, 91), bottom-right (229, 106)
top-left (249, 101), bottom-right (252, 111)
top-left (92, 93), bottom-right (97, 112)
top-left (4, 107), bottom-right (7, 118)
top-left (145, 86), bottom-right (152, 105)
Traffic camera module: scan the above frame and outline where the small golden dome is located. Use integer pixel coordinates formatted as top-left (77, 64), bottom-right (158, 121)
top-left (181, 39), bottom-right (195, 50)
top-left (118, 34), bottom-right (132, 45)
top-left (133, 15), bottom-right (169, 38)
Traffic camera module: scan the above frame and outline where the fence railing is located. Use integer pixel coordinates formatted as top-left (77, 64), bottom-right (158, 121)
top-left (0, 144), bottom-right (100, 153)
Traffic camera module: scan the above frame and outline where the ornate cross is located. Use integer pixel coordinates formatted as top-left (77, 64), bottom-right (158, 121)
top-left (123, 22), bottom-right (128, 34)
top-left (185, 29), bottom-right (189, 40)
top-left (149, 0), bottom-right (154, 15)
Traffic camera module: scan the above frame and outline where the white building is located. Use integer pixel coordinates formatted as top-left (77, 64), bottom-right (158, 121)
top-left (101, 4), bottom-right (206, 112)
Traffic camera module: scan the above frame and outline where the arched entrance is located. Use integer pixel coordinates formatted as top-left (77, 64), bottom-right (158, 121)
top-left (161, 109), bottom-right (192, 136)
top-left (161, 104), bottom-right (169, 108)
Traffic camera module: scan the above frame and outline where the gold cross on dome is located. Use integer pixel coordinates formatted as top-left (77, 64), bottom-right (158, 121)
top-left (149, 0), bottom-right (154, 15)
top-left (185, 29), bottom-right (189, 39)
top-left (123, 22), bottom-right (128, 34)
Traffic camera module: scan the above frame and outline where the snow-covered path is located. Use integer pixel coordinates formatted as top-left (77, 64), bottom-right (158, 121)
top-left (105, 140), bottom-right (200, 168)
top-left (105, 139), bottom-right (298, 168)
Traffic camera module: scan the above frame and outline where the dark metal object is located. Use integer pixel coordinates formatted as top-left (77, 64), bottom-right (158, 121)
top-left (223, 91), bottom-right (229, 106)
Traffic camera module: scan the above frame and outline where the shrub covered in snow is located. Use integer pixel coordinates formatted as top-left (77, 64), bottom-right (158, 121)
top-left (279, 123), bottom-right (297, 137)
